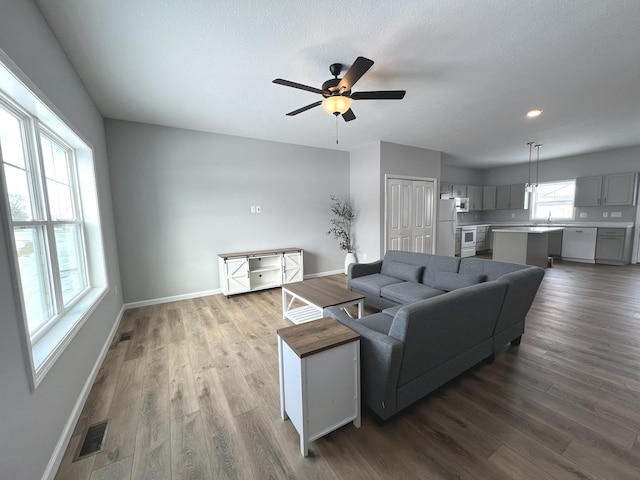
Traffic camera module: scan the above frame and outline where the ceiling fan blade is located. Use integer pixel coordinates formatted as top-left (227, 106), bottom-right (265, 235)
top-left (285, 101), bottom-right (322, 116)
top-left (337, 56), bottom-right (374, 92)
top-left (351, 90), bottom-right (406, 100)
top-left (273, 78), bottom-right (324, 95)
top-left (342, 109), bottom-right (356, 122)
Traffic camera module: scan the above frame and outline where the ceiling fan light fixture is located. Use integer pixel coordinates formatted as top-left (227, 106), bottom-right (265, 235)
top-left (322, 95), bottom-right (351, 115)
top-left (526, 108), bottom-right (543, 118)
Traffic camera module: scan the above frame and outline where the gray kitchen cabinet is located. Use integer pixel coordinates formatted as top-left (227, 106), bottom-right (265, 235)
top-left (574, 176), bottom-right (602, 206)
top-left (548, 231), bottom-right (563, 258)
top-left (496, 185), bottom-right (511, 210)
top-left (603, 173), bottom-right (637, 205)
top-left (468, 186), bottom-right (483, 211)
top-left (440, 182), bottom-right (453, 197)
top-left (595, 227), bottom-right (633, 265)
top-left (453, 184), bottom-right (467, 198)
top-left (482, 186), bottom-right (496, 210)
top-left (496, 183), bottom-right (528, 210)
top-left (575, 173), bottom-right (637, 206)
top-left (475, 226), bottom-right (488, 253)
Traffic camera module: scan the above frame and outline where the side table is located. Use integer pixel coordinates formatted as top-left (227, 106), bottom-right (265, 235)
top-left (277, 318), bottom-right (361, 456)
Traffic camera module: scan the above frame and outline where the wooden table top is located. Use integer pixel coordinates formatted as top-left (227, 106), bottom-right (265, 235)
top-left (218, 247), bottom-right (302, 259)
top-left (277, 318), bottom-right (360, 358)
top-left (281, 278), bottom-right (364, 308)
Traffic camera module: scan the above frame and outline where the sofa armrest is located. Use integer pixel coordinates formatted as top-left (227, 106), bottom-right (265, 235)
top-left (494, 266), bottom-right (545, 336)
top-left (348, 260), bottom-right (383, 288)
top-left (325, 306), bottom-right (404, 420)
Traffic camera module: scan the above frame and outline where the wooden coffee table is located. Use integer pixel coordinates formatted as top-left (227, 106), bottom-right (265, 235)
top-left (281, 278), bottom-right (364, 325)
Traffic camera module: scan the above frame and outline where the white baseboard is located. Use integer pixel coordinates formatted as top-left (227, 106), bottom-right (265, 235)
top-left (305, 269), bottom-right (344, 278)
top-left (41, 304), bottom-right (125, 480)
top-left (124, 288), bottom-right (221, 310)
top-left (123, 270), bottom-right (345, 310)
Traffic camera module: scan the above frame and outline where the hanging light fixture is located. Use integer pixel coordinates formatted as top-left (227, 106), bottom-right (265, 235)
top-left (534, 143), bottom-right (542, 188)
top-left (525, 141), bottom-right (535, 193)
top-left (322, 95), bottom-right (352, 115)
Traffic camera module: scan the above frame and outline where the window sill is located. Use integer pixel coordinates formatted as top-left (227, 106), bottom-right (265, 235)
top-left (31, 286), bottom-right (108, 389)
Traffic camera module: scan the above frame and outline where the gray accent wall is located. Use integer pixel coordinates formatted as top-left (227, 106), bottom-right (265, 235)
top-left (350, 142), bottom-right (382, 262)
top-left (105, 120), bottom-right (350, 303)
top-left (0, 2), bottom-right (122, 480)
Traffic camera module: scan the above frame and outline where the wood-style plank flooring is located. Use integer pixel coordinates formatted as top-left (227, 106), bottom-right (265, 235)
top-left (55, 260), bottom-right (640, 479)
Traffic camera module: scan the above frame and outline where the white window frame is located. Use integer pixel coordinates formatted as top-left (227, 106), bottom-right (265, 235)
top-left (0, 50), bottom-right (108, 390)
top-left (530, 179), bottom-right (576, 222)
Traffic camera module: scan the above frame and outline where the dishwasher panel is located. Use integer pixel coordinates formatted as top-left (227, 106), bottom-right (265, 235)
top-left (561, 227), bottom-right (597, 263)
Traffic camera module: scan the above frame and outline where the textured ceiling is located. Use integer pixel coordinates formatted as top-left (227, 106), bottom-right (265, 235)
top-left (35, 0), bottom-right (640, 168)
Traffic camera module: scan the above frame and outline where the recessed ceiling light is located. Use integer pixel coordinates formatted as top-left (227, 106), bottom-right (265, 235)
top-left (526, 109), bottom-right (543, 118)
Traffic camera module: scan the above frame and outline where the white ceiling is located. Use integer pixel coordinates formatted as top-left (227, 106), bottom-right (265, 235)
top-left (35, 0), bottom-right (640, 168)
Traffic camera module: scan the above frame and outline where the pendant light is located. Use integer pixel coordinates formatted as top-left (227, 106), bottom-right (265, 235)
top-left (525, 141), bottom-right (534, 193)
top-left (534, 143), bottom-right (542, 188)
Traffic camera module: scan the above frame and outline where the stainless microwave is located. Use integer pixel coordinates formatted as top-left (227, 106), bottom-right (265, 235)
top-left (455, 197), bottom-right (469, 213)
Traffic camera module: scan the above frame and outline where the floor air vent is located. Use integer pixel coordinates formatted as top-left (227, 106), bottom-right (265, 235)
top-left (119, 330), bottom-right (133, 342)
top-left (73, 420), bottom-right (109, 462)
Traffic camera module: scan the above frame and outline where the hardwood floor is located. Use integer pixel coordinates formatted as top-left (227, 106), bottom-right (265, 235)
top-left (55, 260), bottom-right (640, 480)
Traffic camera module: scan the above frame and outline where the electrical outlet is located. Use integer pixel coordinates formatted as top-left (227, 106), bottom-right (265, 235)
top-left (250, 206), bottom-right (256, 213)
top-left (611, 211), bottom-right (622, 218)
top-left (602, 212), bottom-right (608, 217)
top-left (579, 212), bottom-right (587, 218)
top-left (362, 253), bottom-right (367, 261)
top-left (511, 213), bottom-right (515, 218)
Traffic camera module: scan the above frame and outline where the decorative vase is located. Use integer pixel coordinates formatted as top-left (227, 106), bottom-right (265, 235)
top-left (344, 252), bottom-right (357, 274)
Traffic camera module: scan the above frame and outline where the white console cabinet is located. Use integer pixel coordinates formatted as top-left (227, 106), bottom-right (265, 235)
top-left (218, 248), bottom-right (303, 296)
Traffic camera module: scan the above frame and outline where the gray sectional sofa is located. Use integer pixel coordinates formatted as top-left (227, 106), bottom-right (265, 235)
top-left (326, 250), bottom-right (545, 421)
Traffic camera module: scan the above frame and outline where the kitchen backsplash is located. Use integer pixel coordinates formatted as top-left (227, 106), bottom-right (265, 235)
top-left (458, 205), bottom-right (636, 224)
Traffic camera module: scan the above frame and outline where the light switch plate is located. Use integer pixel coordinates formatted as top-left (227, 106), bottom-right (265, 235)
top-left (579, 212), bottom-right (587, 218)
top-left (611, 211), bottom-right (622, 217)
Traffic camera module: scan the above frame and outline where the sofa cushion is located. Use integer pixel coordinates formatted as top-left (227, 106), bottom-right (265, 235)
top-left (431, 272), bottom-right (487, 292)
top-left (358, 312), bottom-right (394, 335)
top-left (382, 305), bottom-right (404, 316)
top-left (422, 256), bottom-right (461, 287)
top-left (459, 257), bottom-right (526, 281)
top-left (350, 273), bottom-right (404, 297)
top-left (380, 282), bottom-right (445, 304)
top-left (381, 261), bottom-right (424, 283)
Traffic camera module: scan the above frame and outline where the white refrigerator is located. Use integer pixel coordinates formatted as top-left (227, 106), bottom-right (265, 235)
top-left (436, 199), bottom-right (457, 256)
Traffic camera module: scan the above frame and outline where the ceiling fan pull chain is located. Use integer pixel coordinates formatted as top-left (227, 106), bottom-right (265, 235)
top-left (335, 114), bottom-right (339, 144)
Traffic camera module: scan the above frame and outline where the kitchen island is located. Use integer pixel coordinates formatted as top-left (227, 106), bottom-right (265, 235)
top-left (492, 226), bottom-right (564, 267)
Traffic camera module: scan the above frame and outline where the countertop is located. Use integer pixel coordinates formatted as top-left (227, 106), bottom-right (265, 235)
top-left (492, 226), bottom-right (565, 233)
top-left (458, 222), bottom-right (634, 228)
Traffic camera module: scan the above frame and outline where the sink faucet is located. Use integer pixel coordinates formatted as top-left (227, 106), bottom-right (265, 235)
top-left (547, 212), bottom-right (551, 224)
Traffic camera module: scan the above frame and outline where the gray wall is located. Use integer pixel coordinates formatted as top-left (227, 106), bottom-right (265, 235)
top-left (440, 145), bottom-right (640, 225)
top-left (441, 160), bottom-right (484, 186)
top-left (380, 141), bottom-right (442, 257)
top-left (105, 120), bottom-right (350, 303)
top-left (349, 141), bottom-right (443, 261)
top-left (0, 1), bottom-right (122, 479)
top-left (480, 145), bottom-right (640, 224)
top-left (350, 142), bottom-right (381, 262)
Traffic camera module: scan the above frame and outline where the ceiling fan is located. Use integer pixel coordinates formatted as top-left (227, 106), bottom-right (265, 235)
top-left (273, 56), bottom-right (406, 122)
